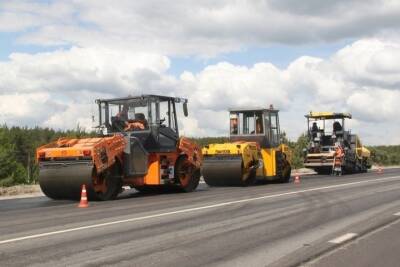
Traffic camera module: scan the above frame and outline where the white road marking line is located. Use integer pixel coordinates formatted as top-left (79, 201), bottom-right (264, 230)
top-left (393, 212), bottom-right (400, 216)
top-left (1, 175), bottom-right (399, 245)
top-left (329, 233), bottom-right (358, 244)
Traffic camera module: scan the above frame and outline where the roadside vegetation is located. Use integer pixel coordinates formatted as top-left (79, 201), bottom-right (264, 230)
top-left (367, 146), bottom-right (400, 166)
top-left (0, 125), bottom-right (399, 187)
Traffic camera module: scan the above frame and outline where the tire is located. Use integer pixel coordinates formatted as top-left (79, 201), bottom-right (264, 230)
top-left (275, 152), bottom-right (291, 183)
top-left (361, 163), bottom-right (368, 173)
top-left (315, 168), bottom-right (332, 175)
top-left (134, 186), bottom-right (163, 194)
top-left (277, 162), bottom-right (291, 183)
top-left (175, 156), bottom-right (201, 192)
top-left (242, 167), bottom-right (257, 186)
top-left (91, 164), bottom-right (122, 201)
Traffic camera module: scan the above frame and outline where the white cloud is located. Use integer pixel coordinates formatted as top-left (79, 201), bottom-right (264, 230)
top-left (0, 47), bottom-right (171, 95)
top-left (184, 62), bottom-right (289, 111)
top-left (42, 101), bottom-right (94, 130)
top-left (0, 92), bottom-right (65, 126)
top-left (0, 46), bottom-right (175, 130)
top-left (347, 89), bottom-right (400, 122)
top-left (2, 1), bottom-right (400, 56)
top-left (332, 39), bottom-right (400, 87)
top-left (0, 38), bottom-right (400, 145)
top-left (0, 1), bottom-right (76, 32)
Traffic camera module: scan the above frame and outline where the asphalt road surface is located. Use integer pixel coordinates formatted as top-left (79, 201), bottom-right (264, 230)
top-left (1, 168), bottom-right (400, 267)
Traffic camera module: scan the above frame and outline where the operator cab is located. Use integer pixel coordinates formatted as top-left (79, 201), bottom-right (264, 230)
top-left (305, 112), bottom-right (352, 153)
top-left (96, 95), bottom-right (188, 153)
top-left (229, 105), bottom-right (281, 148)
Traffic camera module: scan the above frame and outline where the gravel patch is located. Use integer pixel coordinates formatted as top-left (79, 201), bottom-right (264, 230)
top-left (0, 184), bottom-right (44, 199)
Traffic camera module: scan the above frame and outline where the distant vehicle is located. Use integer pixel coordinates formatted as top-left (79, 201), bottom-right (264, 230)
top-left (303, 112), bottom-right (371, 175)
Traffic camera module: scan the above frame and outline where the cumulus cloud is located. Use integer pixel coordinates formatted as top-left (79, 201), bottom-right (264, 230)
top-left (0, 92), bottom-right (65, 126)
top-left (1, 38), bottom-right (399, 144)
top-left (0, 46), bottom-right (171, 95)
top-left (347, 89), bottom-right (400, 122)
top-left (2, 1), bottom-right (400, 56)
top-left (183, 62), bottom-right (289, 111)
top-left (332, 39), bottom-right (400, 88)
top-left (0, 1), bottom-right (76, 32)
top-left (0, 46), bottom-right (176, 130)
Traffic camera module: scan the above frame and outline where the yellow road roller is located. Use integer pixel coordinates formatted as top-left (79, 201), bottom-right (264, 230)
top-left (202, 106), bottom-right (292, 186)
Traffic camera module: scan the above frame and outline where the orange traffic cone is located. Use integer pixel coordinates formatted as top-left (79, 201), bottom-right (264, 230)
top-left (294, 175), bottom-right (300, 184)
top-left (78, 184), bottom-right (89, 208)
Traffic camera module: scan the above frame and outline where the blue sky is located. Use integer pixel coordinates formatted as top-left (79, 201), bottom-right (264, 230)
top-left (0, 1), bottom-right (400, 144)
top-left (167, 41), bottom-right (351, 76)
top-left (1, 30), bottom-right (350, 75)
top-left (0, 32), bottom-right (70, 60)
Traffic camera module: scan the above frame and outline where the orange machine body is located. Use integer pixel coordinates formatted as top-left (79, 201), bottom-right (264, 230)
top-left (37, 135), bottom-right (125, 174)
top-left (36, 135), bottom-right (202, 187)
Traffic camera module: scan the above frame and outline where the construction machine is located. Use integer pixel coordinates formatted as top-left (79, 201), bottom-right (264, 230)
top-left (304, 112), bottom-right (371, 175)
top-left (202, 106), bottom-right (292, 186)
top-left (36, 95), bottom-right (202, 200)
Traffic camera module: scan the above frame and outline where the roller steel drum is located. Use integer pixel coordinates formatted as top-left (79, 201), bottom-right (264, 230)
top-left (202, 156), bottom-right (250, 186)
top-left (39, 161), bottom-right (94, 200)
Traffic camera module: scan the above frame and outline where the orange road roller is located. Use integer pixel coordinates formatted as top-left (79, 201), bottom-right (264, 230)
top-left (36, 95), bottom-right (202, 200)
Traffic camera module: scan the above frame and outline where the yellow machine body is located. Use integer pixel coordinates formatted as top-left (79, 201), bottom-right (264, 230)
top-left (202, 142), bottom-right (259, 170)
top-left (258, 144), bottom-right (292, 179)
top-left (354, 135), bottom-right (371, 159)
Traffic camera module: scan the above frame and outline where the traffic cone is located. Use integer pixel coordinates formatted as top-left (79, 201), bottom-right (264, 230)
top-left (78, 184), bottom-right (89, 208)
top-left (294, 174), bottom-right (300, 184)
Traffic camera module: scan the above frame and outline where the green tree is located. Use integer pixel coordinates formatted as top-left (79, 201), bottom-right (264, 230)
top-left (0, 128), bottom-right (27, 186)
top-left (368, 145), bottom-right (400, 166)
top-left (288, 133), bottom-right (309, 169)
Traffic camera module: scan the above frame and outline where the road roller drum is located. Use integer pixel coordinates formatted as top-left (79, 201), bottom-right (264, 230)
top-left (202, 142), bottom-right (260, 186)
top-left (39, 161), bottom-right (94, 200)
top-left (202, 156), bottom-right (248, 186)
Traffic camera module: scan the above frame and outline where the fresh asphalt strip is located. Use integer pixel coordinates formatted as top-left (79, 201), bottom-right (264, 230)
top-left (1, 175), bottom-right (400, 245)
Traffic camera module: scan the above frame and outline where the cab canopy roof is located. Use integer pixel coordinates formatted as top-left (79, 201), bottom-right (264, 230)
top-left (305, 111), bottom-right (352, 120)
top-left (95, 94), bottom-right (188, 105)
top-left (229, 105), bottom-right (279, 113)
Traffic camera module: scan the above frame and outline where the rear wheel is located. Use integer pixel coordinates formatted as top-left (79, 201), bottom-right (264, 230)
top-left (276, 152), bottom-right (291, 183)
top-left (175, 156), bottom-right (200, 192)
top-left (278, 164), bottom-right (291, 183)
top-left (91, 164), bottom-right (121, 201)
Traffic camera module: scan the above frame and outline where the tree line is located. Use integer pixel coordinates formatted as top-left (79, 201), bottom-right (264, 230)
top-left (0, 125), bottom-right (398, 186)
